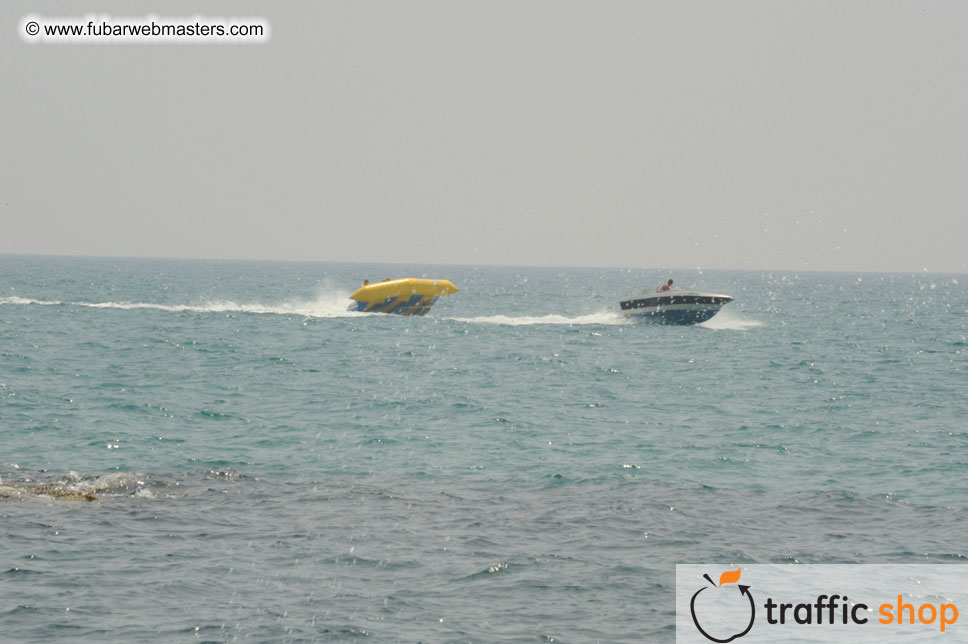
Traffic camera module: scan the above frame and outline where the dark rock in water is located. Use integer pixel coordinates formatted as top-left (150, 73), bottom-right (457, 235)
top-left (0, 483), bottom-right (99, 502)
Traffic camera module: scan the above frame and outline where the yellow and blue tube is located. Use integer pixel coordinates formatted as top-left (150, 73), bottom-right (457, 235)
top-left (348, 278), bottom-right (459, 316)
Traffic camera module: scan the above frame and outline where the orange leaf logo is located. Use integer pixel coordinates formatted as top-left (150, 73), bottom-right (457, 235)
top-left (719, 568), bottom-right (741, 586)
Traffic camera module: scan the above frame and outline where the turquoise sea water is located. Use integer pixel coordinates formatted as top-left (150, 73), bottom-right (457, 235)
top-left (1, 255), bottom-right (966, 642)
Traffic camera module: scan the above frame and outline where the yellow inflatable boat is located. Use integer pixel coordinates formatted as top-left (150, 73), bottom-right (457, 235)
top-left (348, 278), bottom-right (459, 316)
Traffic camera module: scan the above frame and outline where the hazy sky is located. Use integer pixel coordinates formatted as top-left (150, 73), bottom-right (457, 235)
top-left (3, 1), bottom-right (966, 272)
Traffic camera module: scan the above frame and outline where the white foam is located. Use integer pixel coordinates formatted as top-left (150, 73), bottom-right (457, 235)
top-left (62, 470), bottom-right (141, 493)
top-left (446, 311), bottom-right (626, 326)
top-left (0, 296), bottom-right (62, 306)
top-left (699, 306), bottom-right (763, 331)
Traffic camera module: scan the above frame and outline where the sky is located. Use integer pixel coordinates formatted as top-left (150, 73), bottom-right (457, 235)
top-left (3, 1), bottom-right (966, 272)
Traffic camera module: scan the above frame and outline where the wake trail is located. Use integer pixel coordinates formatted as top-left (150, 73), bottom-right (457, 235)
top-left (2, 296), bottom-right (759, 328)
top-left (445, 310), bottom-right (627, 326)
top-left (0, 294), bottom-right (360, 319)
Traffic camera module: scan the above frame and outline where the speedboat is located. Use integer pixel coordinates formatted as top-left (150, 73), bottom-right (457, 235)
top-left (619, 290), bottom-right (733, 325)
top-left (348, 278), bottom-right (458, 316)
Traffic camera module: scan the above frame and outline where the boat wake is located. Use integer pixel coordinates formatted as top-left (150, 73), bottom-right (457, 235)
top-left (0, 294), bottom-right (362, 319)
top-left (1, 295), bottom-right (758, 328)
top-left (446, 311), bottom-right (626, 326)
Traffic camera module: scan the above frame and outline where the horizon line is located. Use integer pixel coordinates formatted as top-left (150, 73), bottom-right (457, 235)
top-left (1, 251), bottom-right (965, 276)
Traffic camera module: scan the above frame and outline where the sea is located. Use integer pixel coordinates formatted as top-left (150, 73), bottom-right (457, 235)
top-left (1, 255), bottom-right (966, 643)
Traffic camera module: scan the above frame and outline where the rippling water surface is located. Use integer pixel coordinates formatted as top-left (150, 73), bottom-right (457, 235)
top-left (1, 256), bottom-right (966, 642)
